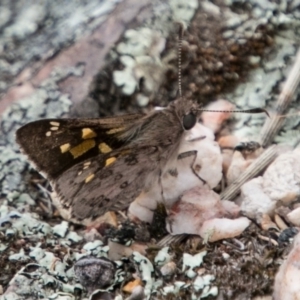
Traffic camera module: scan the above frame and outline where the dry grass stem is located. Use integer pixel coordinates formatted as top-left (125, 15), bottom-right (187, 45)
top-left (259, 48), bottom-right (300, 147)
top-left (220, 145), bottom-right (278, 201)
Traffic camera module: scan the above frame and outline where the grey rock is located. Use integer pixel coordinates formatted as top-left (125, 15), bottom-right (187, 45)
top-left (74, 256), bottom-right (116, 294)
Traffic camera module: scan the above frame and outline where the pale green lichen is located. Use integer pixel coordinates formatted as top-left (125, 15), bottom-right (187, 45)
top-left (193, 274), bottom-right (215, 292)
top-left (132, 251), bottom-right (154, 299)
top-left (111, 0), bottom-right (198, 105)
top-left (182, 251), bottom-right (207, 279)
top-left (169, 0), bottom-right (198, 23)
top-left (52, 221), bottom-right (69, 238)
top-left (154, 246), bottom-right (171, 266)
top-left (9, 249), bottom-right (30, 262)
top-left (161, 281), bottom-right (186, 296)
top-left (83, 240), bottom-right (109, 257)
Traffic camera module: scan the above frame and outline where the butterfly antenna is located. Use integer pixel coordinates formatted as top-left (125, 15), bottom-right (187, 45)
top-left (178, 24), bottom-right (184, 100)
top-left (176, 24), bottom-right (268, 118)
top-left (199, 107), bottom-right (270, 117)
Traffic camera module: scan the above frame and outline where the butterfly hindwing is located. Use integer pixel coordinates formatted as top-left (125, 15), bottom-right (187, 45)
top-left (16, 115), bottom-right (143, 179)
top-left (52, 146), bottom-right (160, 224)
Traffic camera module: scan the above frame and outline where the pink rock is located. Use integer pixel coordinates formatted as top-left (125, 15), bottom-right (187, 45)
top-left (221, 148), bottom-right (234, 175)
top-left (240, 177), bottom-right (275, 219)
top-left (273, 233), bottom-right (300, 300)
top-left (287, 207), bottom-right (300, 226)
top-left (226, 142), bottom-right (263, 184)
top-left (201, 99), bottom-right (235, 133)
top-left (166, 187), bottom-right (225, 235)
top-left (165, 187), bottom-right (248, 241)
top-left (218, 135), bottom-right (240, 175)
top-left (263, 148), bottom-right (300, 205)
top-left (226, 150), bottom-right (253, 184)
top-left (218, 135), bottom-right (240, 149)
top-left (199, 217), bottom-right (250, 242)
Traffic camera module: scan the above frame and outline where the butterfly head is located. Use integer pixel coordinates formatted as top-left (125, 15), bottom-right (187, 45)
top-left (170, 98), bottom-right (201, 132)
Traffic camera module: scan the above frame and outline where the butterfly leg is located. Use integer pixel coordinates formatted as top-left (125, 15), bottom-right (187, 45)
top-left (187, 135), bottom-right (206, 143)
top-left (178, 150), bottom-right (206, 184)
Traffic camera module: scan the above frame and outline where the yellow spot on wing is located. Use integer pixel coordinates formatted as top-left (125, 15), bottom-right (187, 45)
top-left (60, 143), bottom-right (71, 153)
top-left (83, 161), bottom-right (91, 169)
top-left (105, 157), bottom-right (116, 166)
top-left (69, 139), bottom-right (96, 158)
top-left (50, 121), bottom-right (60, 126)
top-left (99, 142), bottom-right (112, 153)
top-left (85, 173), bottom-right (95, 183)
top-left (46, 131), bottom-right (51, 137)
top-left (106, 127), bottom-right (125, 134)
top-left (50, 127), bottom-right (59, 131)
top-left (82, 128), bottom-right (97, 139)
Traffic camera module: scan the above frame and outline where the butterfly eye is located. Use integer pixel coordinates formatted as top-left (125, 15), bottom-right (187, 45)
top-left (182, 113), bottom-right (197, 130)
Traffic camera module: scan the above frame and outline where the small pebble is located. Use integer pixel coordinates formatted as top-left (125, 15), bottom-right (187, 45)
top-left (74, 256), bottom-right (115, 294)
top-left (160, 261), bottom-right (177, 277)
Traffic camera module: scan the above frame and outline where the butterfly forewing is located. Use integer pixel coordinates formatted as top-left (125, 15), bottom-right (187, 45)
top-left (16, 115), bottom-right (143, 179)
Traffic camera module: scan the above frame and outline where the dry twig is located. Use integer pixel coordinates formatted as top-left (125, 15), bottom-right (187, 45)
top-left (220, 145), bottom-right (278, 201)
top-left (259, 48), bottom-right (300, 147)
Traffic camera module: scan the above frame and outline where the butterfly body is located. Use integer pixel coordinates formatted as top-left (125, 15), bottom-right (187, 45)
top-left (128, 122), bottom-right (223, 223)
top-left (16, 98), bottom-right (208, 225)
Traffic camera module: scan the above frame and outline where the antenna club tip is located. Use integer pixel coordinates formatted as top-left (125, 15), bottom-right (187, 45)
top-left (248, 108), bottom-right (270, 117)
top-left (197, 107), bottom-right (269, 116)
top-left (175, 21), bottom-right (188, 34)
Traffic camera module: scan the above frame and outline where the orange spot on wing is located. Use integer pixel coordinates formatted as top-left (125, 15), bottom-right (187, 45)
top-left (69, 139), bottom-right (96, 158)
top-left (105, 157), bottom-right (116, 166)
top-left (82, 128), bottom-right (97, 139)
